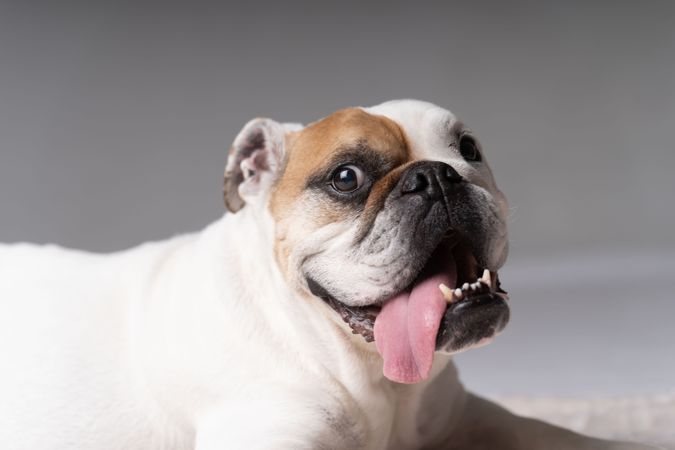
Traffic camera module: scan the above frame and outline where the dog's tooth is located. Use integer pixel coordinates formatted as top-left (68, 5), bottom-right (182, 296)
top-left (481, 269), bottom-right (492, 287)
top-left (454, 288), bottom-right (463, 299)
top-left (462, 282), bottom-right (470, 290)
top-left (439, 283), bottom-right (455, 303)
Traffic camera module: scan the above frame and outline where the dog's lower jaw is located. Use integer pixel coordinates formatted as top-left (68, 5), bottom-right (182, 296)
top-left (304, 238), bottom-right (511, 379)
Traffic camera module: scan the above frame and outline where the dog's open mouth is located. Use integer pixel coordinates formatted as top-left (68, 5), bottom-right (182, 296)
top-left (313, 233), bottom-right (509, 384)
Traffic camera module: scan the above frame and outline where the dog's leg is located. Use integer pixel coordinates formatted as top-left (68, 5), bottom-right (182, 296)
top-left (436, 393), bottom-right (660, 450)
top-left (194, 396), bottom-right (365, 450)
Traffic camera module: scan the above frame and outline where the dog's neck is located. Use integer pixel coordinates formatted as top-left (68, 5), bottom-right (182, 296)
top-left (131, 209), bottom-right (466, 436)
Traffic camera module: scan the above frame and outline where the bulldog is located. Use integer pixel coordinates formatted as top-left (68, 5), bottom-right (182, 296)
top-left (0, 100), bottom-right (655, 449)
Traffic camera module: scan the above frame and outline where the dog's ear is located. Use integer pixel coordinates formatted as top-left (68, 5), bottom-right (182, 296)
top-left (223, 118), bottom-right (301, 213)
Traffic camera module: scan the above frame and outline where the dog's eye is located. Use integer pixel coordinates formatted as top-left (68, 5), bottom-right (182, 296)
top-left (331, 165), bottom-right (364, 193)
top-left (459, 135), bottom-right (482, 162)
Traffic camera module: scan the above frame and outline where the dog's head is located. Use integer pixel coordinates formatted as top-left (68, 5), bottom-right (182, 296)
top-left (224, 100), bottom-right (510, 384)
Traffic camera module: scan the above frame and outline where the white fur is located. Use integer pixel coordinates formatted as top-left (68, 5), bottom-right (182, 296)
top-left (0, 100), bottom-right (657, 449)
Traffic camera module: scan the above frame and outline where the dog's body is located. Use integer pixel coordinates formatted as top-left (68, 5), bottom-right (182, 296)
top-left (0, 216), bottom-right (464, 449)
top-left (0, 100), bottom-right (655, 449)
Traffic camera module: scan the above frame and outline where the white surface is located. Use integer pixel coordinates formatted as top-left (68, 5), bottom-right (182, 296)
top-left (456, 247), bottom-right (675, 397)
top-left (496, 392), bottom-right (675, 449)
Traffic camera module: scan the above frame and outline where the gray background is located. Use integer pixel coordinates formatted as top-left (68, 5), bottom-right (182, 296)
top-left (1, 1), bottom-right (674, 396)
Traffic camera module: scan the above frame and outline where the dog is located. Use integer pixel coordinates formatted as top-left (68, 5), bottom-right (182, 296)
top-left (0, 100), bottom-right (656, 449)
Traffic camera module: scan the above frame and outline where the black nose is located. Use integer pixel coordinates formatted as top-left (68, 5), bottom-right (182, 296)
top-left (399, 161), bottom-right (463, 198)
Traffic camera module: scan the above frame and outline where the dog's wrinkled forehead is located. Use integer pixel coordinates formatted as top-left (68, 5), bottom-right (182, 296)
top-left (363, 100), bottom-right (503, 200)
top-left (364, 99), bottom-right (461, 161)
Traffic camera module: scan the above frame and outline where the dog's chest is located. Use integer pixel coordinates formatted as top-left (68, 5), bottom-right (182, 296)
top-left (313, 391), bottom-right (398, 450)
top-left (311, 376), bottom-right (436, 450)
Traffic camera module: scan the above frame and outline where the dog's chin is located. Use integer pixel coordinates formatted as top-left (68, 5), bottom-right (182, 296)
top-left (306, 234), bottom-right (510, 384)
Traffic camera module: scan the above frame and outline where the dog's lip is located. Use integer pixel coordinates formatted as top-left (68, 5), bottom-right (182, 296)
top-left (310, 236), bottom-right (508, 344)
top-left (320, 295), bottom-right (380, 343)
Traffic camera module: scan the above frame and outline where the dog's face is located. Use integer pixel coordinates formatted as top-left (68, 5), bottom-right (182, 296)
top-left (224, 100), bottom-right (510, 384)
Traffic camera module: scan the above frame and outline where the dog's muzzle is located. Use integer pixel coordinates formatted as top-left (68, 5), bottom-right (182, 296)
top-left (308, 159), bottom-right (509, 384)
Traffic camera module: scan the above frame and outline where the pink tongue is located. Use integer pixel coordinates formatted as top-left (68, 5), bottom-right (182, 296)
top-left (374, 256), bottom-right (457, 384)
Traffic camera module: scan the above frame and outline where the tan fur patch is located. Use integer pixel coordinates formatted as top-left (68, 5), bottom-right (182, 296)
top-left (270, 108), bottom-right (409, 221)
